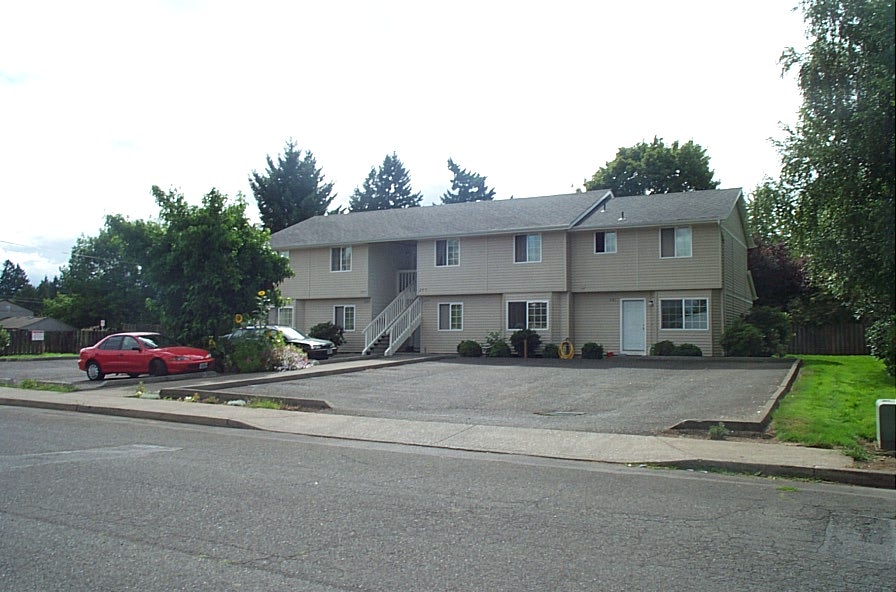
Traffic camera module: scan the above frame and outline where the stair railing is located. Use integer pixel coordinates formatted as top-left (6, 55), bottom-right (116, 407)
top-left (362, 281), bottom-right (417, 355)
top-left (384, 298), bottom-right (422, 357)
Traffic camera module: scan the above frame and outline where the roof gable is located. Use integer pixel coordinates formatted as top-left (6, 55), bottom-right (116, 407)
top-left (571, 188), bottom-right (745, 230)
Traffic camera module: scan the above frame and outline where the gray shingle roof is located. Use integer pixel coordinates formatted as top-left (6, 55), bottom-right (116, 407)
top-left (270, 190), bottom-right (611, 249)
top-left (572, 188), bottom-right (744, 230)
top-left (269, 188), bottom-right (745, 249)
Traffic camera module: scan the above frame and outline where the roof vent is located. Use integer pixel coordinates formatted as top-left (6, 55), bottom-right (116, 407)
top-left (618, 211), bottom-right (625, 221)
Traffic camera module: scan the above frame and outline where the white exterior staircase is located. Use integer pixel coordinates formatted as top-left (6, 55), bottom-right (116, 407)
top-left (362, 281), bottom-right (422, 357)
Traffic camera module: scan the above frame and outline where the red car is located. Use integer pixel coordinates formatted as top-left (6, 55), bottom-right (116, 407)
top-left (78, 332), bottom-right (214, 381)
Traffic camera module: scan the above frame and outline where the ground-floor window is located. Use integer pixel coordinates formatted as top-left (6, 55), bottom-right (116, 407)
top-left (438, 302), bottom-right (463, 331)
top-left (276, 306), bottom-right (294, 327)
top-left (334, 304), bottom-right (356, 331)
top-left (660, 298), bottom-right (708, 330)
top-left (507, 300), bottom-right (548, 330)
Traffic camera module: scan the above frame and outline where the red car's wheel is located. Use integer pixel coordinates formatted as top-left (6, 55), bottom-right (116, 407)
top-left (86, 361), bottom-right (105, 381)
top-left (149, 359), bottom-right (168, 376)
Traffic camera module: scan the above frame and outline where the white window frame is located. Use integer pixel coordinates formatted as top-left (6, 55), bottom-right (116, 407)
top-left (594, 231), bottom-right (617, 254)
top-left (331, 246), bottom-right (352, 272)
top-left (435, 239), bottom-right (460, 267)
top-left (506, 300), bottom-right (549, 331)
top-left (438, 302), bottom-right (463, 331)
top-left (276, 306), bottom-right (294, 328)
top-left (513, 233), bottom-right (542, 264)
top-left (660, 227), bottom-right (692, 258)
top-left (660, 298), bottom-right (709, 330)
top-left (334, 304), bottom-right (356, 332)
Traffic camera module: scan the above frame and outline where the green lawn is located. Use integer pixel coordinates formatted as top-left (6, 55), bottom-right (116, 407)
top-left (772, 356), bottom-right (895, 454)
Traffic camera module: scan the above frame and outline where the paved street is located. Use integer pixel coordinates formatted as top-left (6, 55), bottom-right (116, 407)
top-left (2, 407), bottom-right (893, 592)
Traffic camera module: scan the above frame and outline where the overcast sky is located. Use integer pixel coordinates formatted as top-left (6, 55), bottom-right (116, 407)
top-left (1, 0), bottom-right (807, 283)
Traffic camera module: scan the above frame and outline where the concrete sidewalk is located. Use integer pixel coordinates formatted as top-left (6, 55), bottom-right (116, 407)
top-left (1, 357), bottom-right (893, 489)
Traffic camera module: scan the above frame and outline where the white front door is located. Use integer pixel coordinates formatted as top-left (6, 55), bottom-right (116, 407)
top-left (620, 299), bottom-right (646, 354)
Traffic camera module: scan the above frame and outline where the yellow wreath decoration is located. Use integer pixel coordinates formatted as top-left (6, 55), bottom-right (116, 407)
top-left (559, 339), bottom-right (575, 360)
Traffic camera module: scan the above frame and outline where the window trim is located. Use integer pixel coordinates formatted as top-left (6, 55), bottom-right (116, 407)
top-left (660, 226), bottom-right (692, 258)
top-left (513, 233), bottom-right (542, 264)
top-left (594, 231), bottom-right (617, 254)
top-left (506, 299), bottom-right (549, 331)
top-left (334, 304), bottom-right (356, 332)
top-left (437, 302), bottom-right (464, 331)
top-left (435, 238), bottom-right (460, 268)
top-left (330, 246), bottom-right (352, 272)
top-left (659, 298), bottom-right (709, 331)
top-left (276, 306), bottom-right (294, 328)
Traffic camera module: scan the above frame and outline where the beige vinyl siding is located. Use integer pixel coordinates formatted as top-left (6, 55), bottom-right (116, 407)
top-left (418, 292), bottom-right (569, 353)
top-left (279, 245), bottom-right (369, 300)
top-left (419, 294), bottom-right (502, 353)
top-left (300, 298), bottom-right (372, 353)
top-left (654, 290), bottom-right (716, 355)
top-left (572, 292), bottom-right (651, 354)
top-left (488, 231), bottom-right (568, 292)
top-left (367, 243), bottom-right (413, 313)
top-left (720, 211), bottom-right (755, 328)
top-left (569, 224), bottom-right (722, 292)
top-left (417, 236), bottom-right (489, 296)
top-left (419, 232), bottom-right (568, 295)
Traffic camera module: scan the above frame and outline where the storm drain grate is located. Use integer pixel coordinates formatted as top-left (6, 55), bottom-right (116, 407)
top-left (535, 411), bottom-right (586, 416)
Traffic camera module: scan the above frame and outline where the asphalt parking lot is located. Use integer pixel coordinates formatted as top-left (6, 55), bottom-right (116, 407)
top-left (1, 356), bottom-right (795, 436)
top-left (226, 357), bottom-right (795, 435)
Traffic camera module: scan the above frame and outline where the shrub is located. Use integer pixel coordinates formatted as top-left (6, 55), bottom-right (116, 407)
top-left (510, 329), bottom-right (541, 357)
top-left (581, 342), bottom-right (604, 359)
top-left (866, 315), bottom-right (895, 376)
top-left (457, 340), bottom-right (483, 357)
top-left (308, 321), bottom-right (345, 346)
top-left (484, 332), bottom-right (512, 357)
top-left (744, 306), bottom-right (792, 356)
top-left (672, 343), bottom-right (703, 357)
top-left (720, 318), bottom-right (766, 356)
top-left (0, 327), bottom-right (9, 354)
top-left (708, 422), bottom-right (729, 440)
top-left (542, 343), bottom-right (560, 358)
top-left (649, 340), bottom-right (675, 356)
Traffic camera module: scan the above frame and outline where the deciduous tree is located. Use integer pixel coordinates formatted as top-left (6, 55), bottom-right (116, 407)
top-left (777, 0), bottom-right (894, 371)
top-left (146, 186), bottom-right (293, 344)
top-left (584, 137), bottom-right (719, 196)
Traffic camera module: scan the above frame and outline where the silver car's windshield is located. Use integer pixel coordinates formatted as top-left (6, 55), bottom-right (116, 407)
top-left (277, 327), bottom-right (307, 340)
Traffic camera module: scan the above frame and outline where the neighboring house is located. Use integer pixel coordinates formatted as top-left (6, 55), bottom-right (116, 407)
top-left (0, 300), bottom-right (34, 320)
top-left (0, 316), bottom-right (76, 332)
top-left (269, 188), bottom-right (756, 357)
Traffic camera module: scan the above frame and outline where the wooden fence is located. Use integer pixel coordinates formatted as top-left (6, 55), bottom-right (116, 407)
top-left (2, 329), bottom-right (109, 356)
top-left (789, 322), bottom-right (869, 355)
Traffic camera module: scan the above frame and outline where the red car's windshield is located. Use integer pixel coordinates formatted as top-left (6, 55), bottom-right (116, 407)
top-left (137, 334), bottom-right (181, 349)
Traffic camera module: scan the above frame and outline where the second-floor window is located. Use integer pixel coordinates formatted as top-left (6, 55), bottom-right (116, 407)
top-left (331, 246), bottom-right (352, 271)
top-left (594, 231), bottom-right (617, 254)
top-left (660, 227), bottom-right (692, 258)
top-left (514, 234), bottom-right (541, 263)
top-left (435, 239), bottom-right (459, 267)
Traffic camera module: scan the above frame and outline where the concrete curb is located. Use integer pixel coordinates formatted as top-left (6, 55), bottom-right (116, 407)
top-left (669, 358), bottom-right (802, 433)
top-left (2, 391), bottom-right (893, 489)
